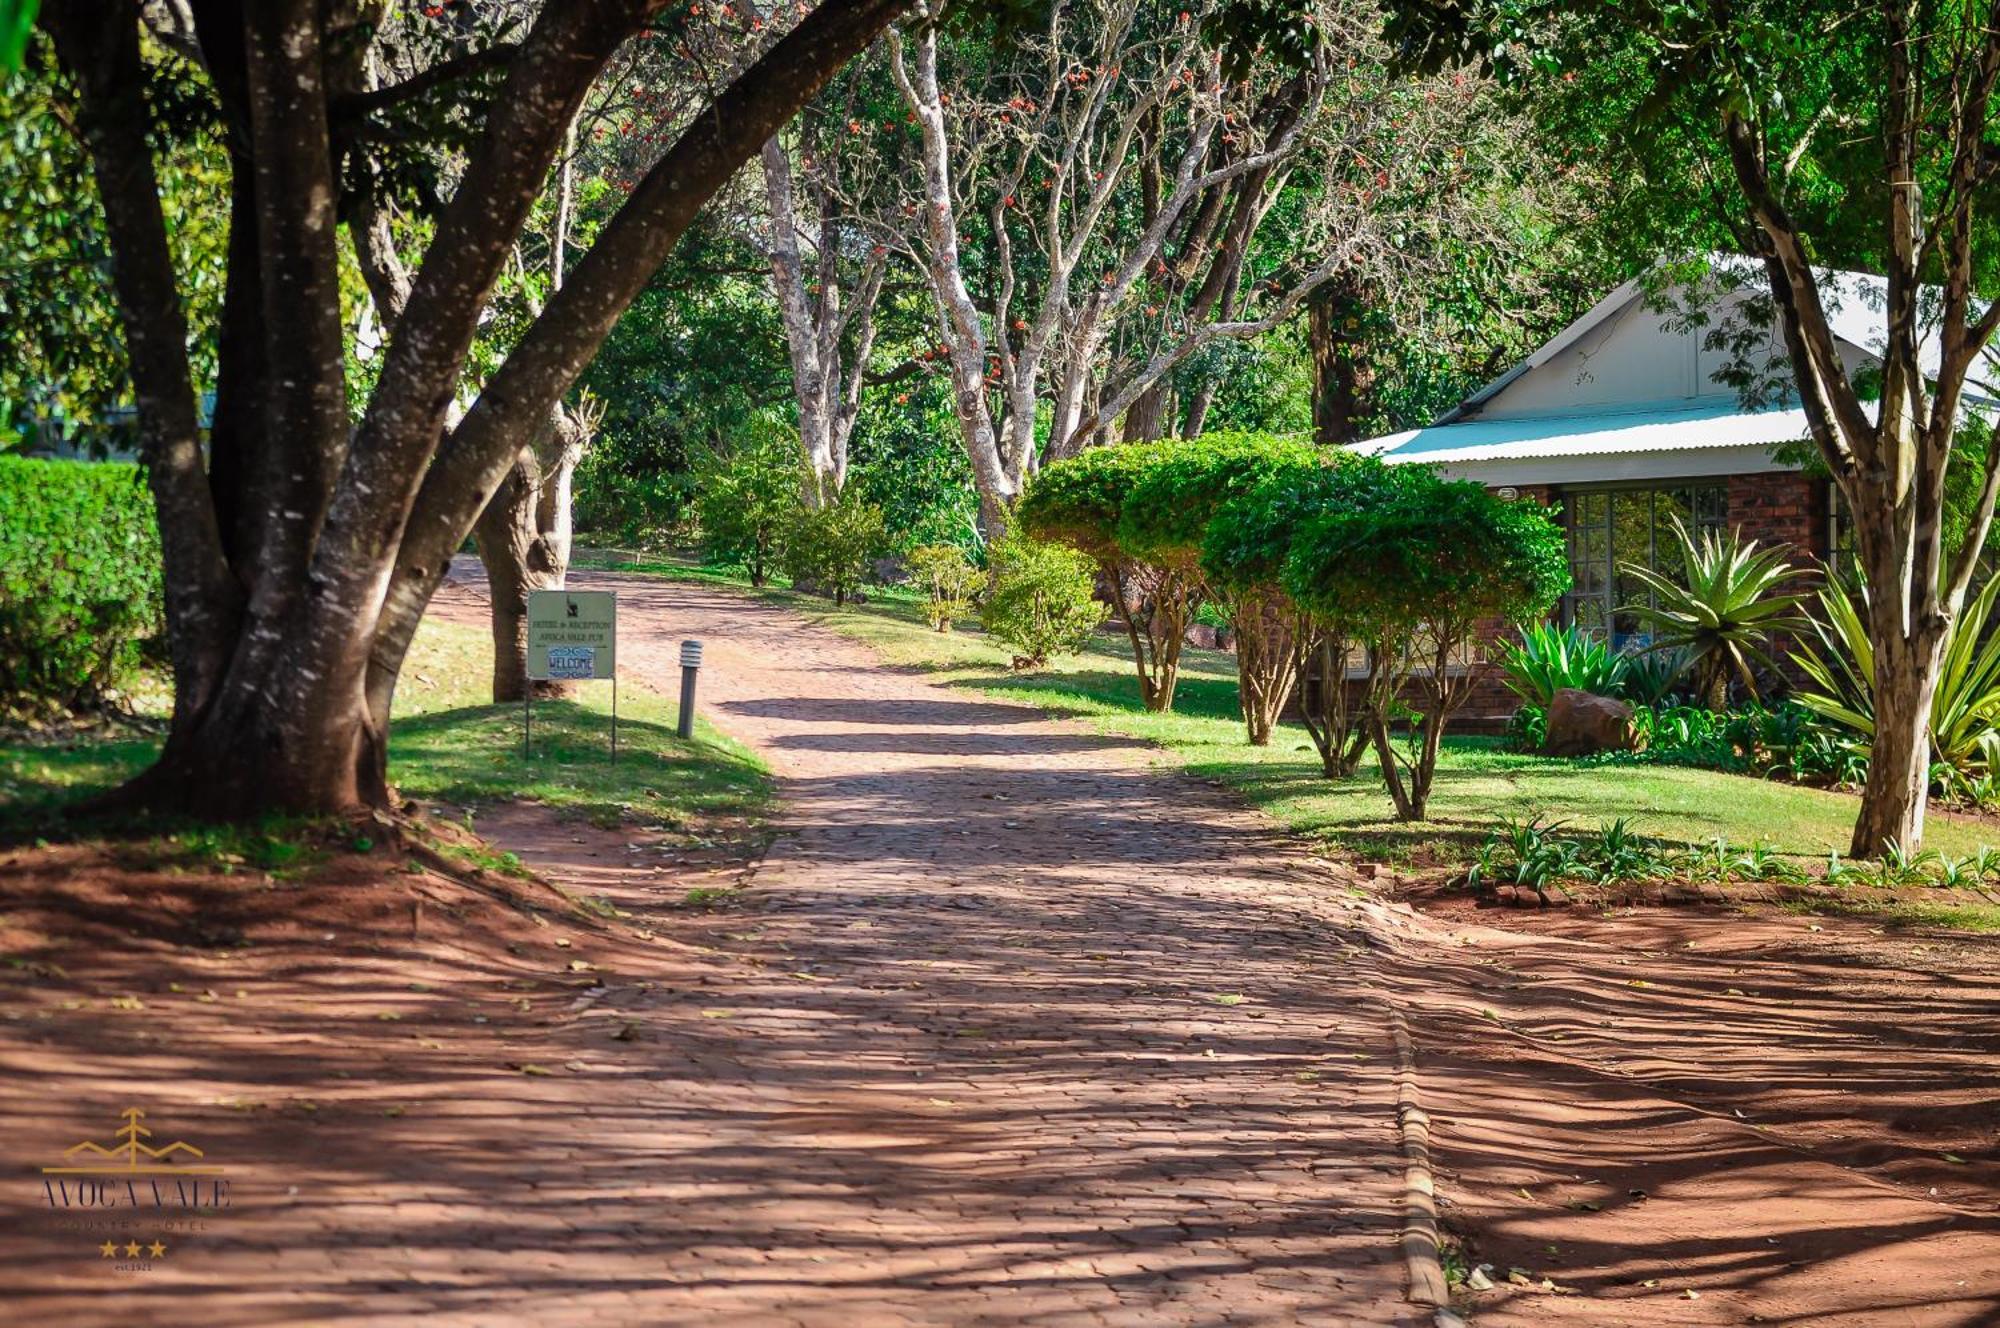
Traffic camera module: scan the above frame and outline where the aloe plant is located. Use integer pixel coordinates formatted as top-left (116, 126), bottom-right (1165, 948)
top-left (1793, 570), bottom-right (2000, 782)
top-left (1618, 644), bottom-right (1694, 705)
top-left (1619, 519), bottom-right (1809, 710)
top-left (1495, 620), bottom-right (1627, 707)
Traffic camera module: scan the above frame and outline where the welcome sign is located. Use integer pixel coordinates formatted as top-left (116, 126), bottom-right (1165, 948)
top-left (526, 590), bottom-right (616, 681)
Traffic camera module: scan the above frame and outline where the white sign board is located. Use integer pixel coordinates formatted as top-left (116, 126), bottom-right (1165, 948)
top-left (526, 590), bottom-right (616, 681)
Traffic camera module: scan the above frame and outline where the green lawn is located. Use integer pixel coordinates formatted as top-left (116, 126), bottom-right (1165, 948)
top-left (0, 613), bottom-right (772, 845)
top-left (582, 551), bottom-right (2000, 868)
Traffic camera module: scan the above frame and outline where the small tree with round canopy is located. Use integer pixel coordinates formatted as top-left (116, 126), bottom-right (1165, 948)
top-left (1016, 441), bottom-right (1201, 712)
top-left (1284, 470), bottom-right (1568, 820)
top-left (1203, 453), bottom-right (1400, 773)
top-left (1119, 433), bottom-right (1321, 744)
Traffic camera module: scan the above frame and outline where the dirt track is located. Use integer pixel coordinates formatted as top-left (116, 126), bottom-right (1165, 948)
top-left (0, 566), bottom-right (1995, 1326)
top-left (542, 567), bottom-right (2000, 1326)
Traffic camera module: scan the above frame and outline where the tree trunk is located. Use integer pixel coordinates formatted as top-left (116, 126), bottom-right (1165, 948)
top-left (1181, 377), bottom-right (1219, 439)
top-left (473, 402), bottom-right (593, 702)
top-left (1297, 634), bottom-right (1369, 777)
top-left (1851, 627), bottom-right (1941, 857)
top-left (54, 0), bottom-right (918, 822)
top-left (1310, 272), bottom-right (1377, 447)
top-left (1231, 589), bottom-right (1299, 746)
top-left (1122, 382), bottom-right (1171, 443)
top-left (1109, 562), bottom-right (1197, 713)
top-left (115, 664), bottom-right (390, 820)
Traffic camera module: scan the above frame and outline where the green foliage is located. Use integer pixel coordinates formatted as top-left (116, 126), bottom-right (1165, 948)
top-left (905, 543), bottom-right (983, 632)
top-left (0, 2), bottom-right (38, 72)
top-left (1015, 443), bottom-right (1170, 564)
top-left (692, 424), bottom-right (803, 586)
top-left (1502, 702), bottom-right (1548, 753)
top-left (0, 456), bottom-right (162, 710)
top-left (1467, 807), bottom-right (2000, 898)
top-left (1495, 621), bottom-right (1627, 708)
top-left (1618, 644), bottom-right (1694, 706)
top-left (1795, 571), bottom-right (2000, 787)
top-left (850, 388), bottom-right (982, 554)
top-left (1567, 698), bottom-right (1862, 790)
top-left (1177, 331), bottom-right (1314, 436)
top-left (1283, 469), bottom-right (1569, 636)
top-left (978, 528), bottom-right (1102, 667)
top-left (1200, 454), bottom-right (1397, 604)
top-left (778, 489), bottom-right (886, 606)
top-left (0, 44), bottom-right (228, 449)
top-left (1619, 520), bottom-right (1809, 709)
top-left (1117, 432), bottom-right (1319, 570)
top-left (577, 227), bottom-right (789, 541)
top-left (1280, 466), bottom-right (1568, 819)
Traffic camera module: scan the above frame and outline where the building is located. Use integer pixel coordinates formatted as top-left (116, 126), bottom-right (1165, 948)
top-left (1350, 257), bottom-right (1910, 727)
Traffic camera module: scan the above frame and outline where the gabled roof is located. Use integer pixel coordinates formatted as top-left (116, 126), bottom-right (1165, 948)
top-left (1355, 399), bottom-right (1812, 467)
top-left (1359, 254), bottom-right (1994, 481)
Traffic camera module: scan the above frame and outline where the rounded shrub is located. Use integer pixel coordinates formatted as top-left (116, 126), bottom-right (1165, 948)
top-left (1014, 442), bottom-right (1171, 563)
top-left (0, 456), bottom-right (163, 712)
top-left (1117, 432), bottom-right (1318, 572)
top-left (979, 527), bottom-right (1102, 667)
top-left (779, 489), bottom-right (887, 605)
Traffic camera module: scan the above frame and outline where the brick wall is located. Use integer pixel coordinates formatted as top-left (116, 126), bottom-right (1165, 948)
top-left (1726, 471), bottom-right (1828, 560)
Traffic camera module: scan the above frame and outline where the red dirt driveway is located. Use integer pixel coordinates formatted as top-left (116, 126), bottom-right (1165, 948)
top-left (0, 569), bottom-right (1419, 1327)
top-left (4, 566), bottom-right (1998, 1326)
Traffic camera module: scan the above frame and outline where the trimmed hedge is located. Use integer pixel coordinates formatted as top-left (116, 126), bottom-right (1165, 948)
top-left (0, 456), bottom-right (163, 710)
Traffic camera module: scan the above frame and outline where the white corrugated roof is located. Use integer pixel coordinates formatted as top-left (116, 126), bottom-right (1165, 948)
top-left (1358, 399), bottom-right (1810, 466)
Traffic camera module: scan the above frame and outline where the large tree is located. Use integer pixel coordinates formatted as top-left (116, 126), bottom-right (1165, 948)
top-left (893, 0), bottom-right (1540, 529)
top-left (42, 0), bottom-right (910, 818)
top-left (1395, 0), bottom-right (2000, 853)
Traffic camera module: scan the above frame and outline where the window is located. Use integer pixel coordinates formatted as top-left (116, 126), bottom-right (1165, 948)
top-left (1564, 484), bottom-right (1727, 646)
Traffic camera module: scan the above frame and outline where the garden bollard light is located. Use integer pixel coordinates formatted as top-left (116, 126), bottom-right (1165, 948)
top-left (678, 640), bottom-right (703, 739)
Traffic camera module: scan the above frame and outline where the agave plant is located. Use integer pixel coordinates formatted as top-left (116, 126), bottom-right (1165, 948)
top-left (1495, 621), bottom-right (1627, 707)
top-left (1618, 644), bottom-right (1694, 705)
top-left (1619, 519), bottom-right (1810, 710)
top-left (1792, 569), bottom-right (2000, 782)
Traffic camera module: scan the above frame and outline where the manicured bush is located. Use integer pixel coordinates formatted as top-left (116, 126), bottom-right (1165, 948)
top-left (978, 527), bottom-right (1102, 667)
top-left (1018, 441), bottom-right (1196, 711)
top-left (1284, 470), bottom-right (1569, 820)
top-left (692, 427), bottom-right (804, 586)
top-left (1203, 453), bottom-right (1393, 771)
top-left (1121, 432), bottom-right (1319, 743)
top-left (1116, 432), bottom-right (1317, 571)
top-left (1014, 443), bottom-right (1161, 562)
top-left (0, 456), bottom-right (163, 711)
top-left (906, 542), bottom-right (983, 632)
top-left (778, 489), bottom-right (886, 605)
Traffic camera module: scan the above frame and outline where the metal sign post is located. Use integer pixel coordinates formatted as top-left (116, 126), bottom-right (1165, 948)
top-left (524, 589), bottom-right (619, 761)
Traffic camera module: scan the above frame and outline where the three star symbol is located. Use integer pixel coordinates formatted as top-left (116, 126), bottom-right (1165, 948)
top-left (97, 1239), bottom-right (166, 1258)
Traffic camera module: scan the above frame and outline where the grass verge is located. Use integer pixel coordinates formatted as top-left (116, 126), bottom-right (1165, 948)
top-left (586, 552), bottom-right (2000, 876)
top-left (0, 612), bottom-right (772, 851)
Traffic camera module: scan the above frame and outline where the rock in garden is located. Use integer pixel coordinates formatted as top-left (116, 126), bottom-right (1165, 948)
top-left (1542, 687), bottom-right (1636, 757)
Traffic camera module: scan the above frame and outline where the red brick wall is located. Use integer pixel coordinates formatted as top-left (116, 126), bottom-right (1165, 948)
top-left (1726, 471), bottom-right (1828, 560)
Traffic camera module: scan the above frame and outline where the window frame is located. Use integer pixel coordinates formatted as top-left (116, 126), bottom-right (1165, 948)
top-left (1559, 480), bottom-right (1728, 647)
